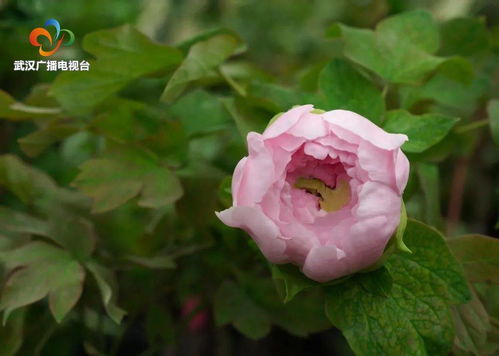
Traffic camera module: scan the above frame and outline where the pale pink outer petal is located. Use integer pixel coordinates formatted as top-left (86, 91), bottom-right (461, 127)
top-left (231, 157), bottom-right (247, 206)
top-left (216, 206), bottom-right (289, 263)
top-left (262, 105), bottom-right (314, 139)
top-left (286, 112), bottom-right (328, 140)
top-left (322, 110), bottom-right (408, 150)
top-left (357, 140), bottom-right (396, 188)
top-left (394, 148), bottom-right (410, 195)
top-left (302, 245), bottom-right (349, 282)
top-left (235, 132), bottom-right (275, 206)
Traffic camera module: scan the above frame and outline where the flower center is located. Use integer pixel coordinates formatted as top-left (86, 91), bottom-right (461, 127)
top-left (294, 177), bottom-right (351, 213)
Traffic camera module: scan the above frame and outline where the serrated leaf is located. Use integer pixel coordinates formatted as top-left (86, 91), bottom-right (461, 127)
top-left (18, 123), bottom-right (79, 157)
top-left (0, 154), bottom-right (56, 204)
top-left (325, 219), bottom-right (470, 356)
top-left (488, 99), bottom-right (499, 145)
top-left (73, 146), bottom-right (182, 213)
top-left (448, 234), bottom-right (499, 283)
top-left (138, 167), bottom-right (183, 209)
top-left (0, 207), bottom-right (52, 237)
top-left (90, 97), bottom-right (144, 143)
top-left (51, 25), bottom-right (183, 114)
top-left (0, 241), bottom-right (85, 323)
top-left (214, 280), bottom-right (271, 339)
top-left (85, 261), bottom-right (126, 324)
top-left (161, 34), bottom-right (240, 102)
top-left (329, 10), bottom-right (445, 84)
top-left (383, 110), bottom-right (459, 153)
top-left (168, 89), bottom-right (231, 137)
top-left (319, 58), bottom-right (384, 124)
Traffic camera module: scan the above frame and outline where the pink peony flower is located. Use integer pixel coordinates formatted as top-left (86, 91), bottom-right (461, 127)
top-left (216, 105), bottom-right (409, 282)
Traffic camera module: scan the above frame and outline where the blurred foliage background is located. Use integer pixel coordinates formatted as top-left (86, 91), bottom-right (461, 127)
top-left (0, 0), bottom-right (498, 355)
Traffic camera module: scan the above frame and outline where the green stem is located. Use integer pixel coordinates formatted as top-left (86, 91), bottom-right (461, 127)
top-left (455, 119), bottom-right (489, 134)
top-left (381, 83), bottom-right (390, 99)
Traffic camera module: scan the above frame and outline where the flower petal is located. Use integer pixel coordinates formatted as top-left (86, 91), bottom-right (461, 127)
top-left (323, 110), bottom-right (408, 150)
top-left (216, 206), bottom-right (289, 263)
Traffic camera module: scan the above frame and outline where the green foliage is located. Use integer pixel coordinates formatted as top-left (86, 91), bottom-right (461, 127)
top-left (214, 280), bottom-right (271, 339)
top-left (0, 241), bottom-right (85, 324)
top-left (51, 25), bottom-right (183, 114)
top-left (328, 10), bottom-right (445, 84)
top-left (319, 59), bottom-right (385, 124)
top-left (448, 235), bottom-right (499, 283)
top-left (0, 2), bottom-right (498, 354)
top-left (72, 146), bottom-right (183, 213)
top-left (161, 33), bottom-right (240, 102)
top-left (325, 220), bottom-right (470, 356)
top-left (488, 99), bottom-right (499, 145)
top-left (383, 110), bottom-right (460, 153)
top-left (440, 17), bottom-right (489, 57)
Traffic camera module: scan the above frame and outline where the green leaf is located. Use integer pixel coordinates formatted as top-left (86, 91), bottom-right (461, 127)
top-left (18, 123), bottom-right (79, 157)
top-left (453, 287), bottom-right (493, 356)
top-left (383, 110), bottom-right (459, 153)
top-left (416, 163), bottom-right (442, 228)
top-left (440, 17), bottom-right (489, 57)
top-left (319, 58), bottom-right (384, 124)
top-left (272, 264), bottom-right (318, 303)
top-left (248, 82), bottom-right (320, 113)
top-left (221, 97), bottom-right (268, 139)
top-left (90, 97), bottom-right (145, 143)
top-left (0, 309), bottom-right (24, 356)
top-left (0, 206), bottom-right (95, 261)
top-left (0, 90), bottom-right (62, 121)
top-left (161, 34), bottom-right (240, 103)
top-left (0, 241), bottom-right (85, 323)
top-left (0, 154), bottom-right (57, 204)
top-left (437, 56), bottom-right (474, 84)
top-left (168, 89), bottom-right (231, 136)
top-left (488, 99), bottom-right (499, 145)
top-left (51, 25), bottom-right (183, 114)
top-left (237, 272), bottom-right (330, 337)
top-left (138, 166), bottom-right (183, 209)
top-left (448, 235), bottom-right (499, 283)
top-left (329, 10), bottom-right (445, 84)
top-left (0, 207), bottom-right (52, 237)
top-left (72, 146), bottom-right (182, 213)
top-left (85, 261), bottom-right (126, 324)
top-left (395, 202), bottom-right (411, 253)
top-left (325, 219), bottom-right (470, 356)
top-left (214, 280), bottom-right (271, 339)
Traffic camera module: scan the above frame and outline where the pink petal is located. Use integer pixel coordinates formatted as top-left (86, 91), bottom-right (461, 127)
top-left (263, 105), bottom-right (314, 139)
top-left (302, 245), bottom-right (350, 282)
top-left (394, 149), bottom-right (410, 195)
top-left (215, 206), bottom-right (289, 263)
top-left (323, 110), bottom-right (408, 150)
top-left (236, 132), bottom-right (275, 205)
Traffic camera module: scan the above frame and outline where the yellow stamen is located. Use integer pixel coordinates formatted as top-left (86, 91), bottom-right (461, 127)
top-left (294, 177), bottom-right (351, 212)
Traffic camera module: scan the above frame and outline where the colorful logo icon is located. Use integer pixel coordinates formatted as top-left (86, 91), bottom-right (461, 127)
top-left (29, 19), bottom-right (75, 57)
